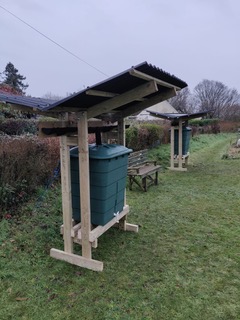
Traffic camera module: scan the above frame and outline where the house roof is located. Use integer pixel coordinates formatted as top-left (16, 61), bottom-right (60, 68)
top-left (0, 62), bottom-right (187, 120)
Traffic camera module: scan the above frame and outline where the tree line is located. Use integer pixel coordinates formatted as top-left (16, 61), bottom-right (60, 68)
top-left (168, 81), bottom-right (240, 120)
top-left (1, 62), bottom-right (240, 120)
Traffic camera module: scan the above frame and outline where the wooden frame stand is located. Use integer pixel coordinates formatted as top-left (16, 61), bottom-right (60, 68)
top-left (50, 113), bottom-right (138, 271)
top-left (168, 119), bottom-right (188, 172)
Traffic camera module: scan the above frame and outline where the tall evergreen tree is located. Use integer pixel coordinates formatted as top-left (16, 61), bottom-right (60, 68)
top-left (2, 62), bottom-right (29, 94)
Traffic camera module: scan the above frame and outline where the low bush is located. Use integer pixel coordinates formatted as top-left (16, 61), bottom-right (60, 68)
top-left (219, 120), bottom-right (240, 133)
top-left (0, 118), bottom-right (38, 135)
top-left (126, 123), bottom-right (165, 151)
top-left (189, 118), bottom-right (220, 135)
top-left (0, 135), bottom-right (60, 214)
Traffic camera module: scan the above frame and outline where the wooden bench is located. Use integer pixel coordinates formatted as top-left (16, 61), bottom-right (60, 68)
top-left (127, 149), bottom-right (161, 192)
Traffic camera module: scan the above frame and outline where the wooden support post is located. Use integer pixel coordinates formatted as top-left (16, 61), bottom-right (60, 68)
top-left (178, 119), bottom-right (183, 169)
top-left (170, 126), bottom-right (175, 169)
top-left (78, 112), bottom-right (92, 259)
top-left (118, 118), bottom-right (125, 146)
top-left (118, 118), bottom-right (127, 229)
top-left (60, 136), bottom-right (73, 253)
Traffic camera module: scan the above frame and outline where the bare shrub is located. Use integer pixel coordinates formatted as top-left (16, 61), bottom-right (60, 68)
top-left (0, 135), bottom-right (60, 212)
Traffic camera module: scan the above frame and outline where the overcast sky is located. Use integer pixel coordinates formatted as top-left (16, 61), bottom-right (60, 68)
top-left (0, 0), bottom-right (239, 98)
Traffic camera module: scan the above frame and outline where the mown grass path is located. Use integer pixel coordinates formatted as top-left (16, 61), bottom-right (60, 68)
top-left (0, 133), bottom-right (240, 319)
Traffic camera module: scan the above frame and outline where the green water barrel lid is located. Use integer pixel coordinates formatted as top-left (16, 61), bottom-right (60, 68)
top-left (70, 144), bottom-right (132, 160)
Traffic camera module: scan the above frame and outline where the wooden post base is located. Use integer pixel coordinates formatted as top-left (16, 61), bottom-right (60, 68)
top-left (51, 205), bottom-right (139, 271)
top-left (50, 248), bottom-right (103, 271)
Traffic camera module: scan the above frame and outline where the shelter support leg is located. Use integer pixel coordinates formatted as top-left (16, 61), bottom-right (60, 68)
top-left (60, 136), bottom-right (73, 253)
top-left (169, 126), bottom-right (175, 170)
top-left (78, 112), bottom-right (92, 259)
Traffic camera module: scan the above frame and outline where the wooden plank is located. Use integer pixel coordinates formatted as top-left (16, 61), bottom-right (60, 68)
top-left (50, 249), bottom-right (103, 271)
top-left (78, 112), bottom-right (92, 259)
top-left (178, 119), bottom-right (183, 168)
top-left (85, 205), bottom-right (130, 242)
top-left (66, 136), bottom-right (78, 146)
top-left (128, 165), bottom-right (161, 178)
top-left (117, 118), bottom-right (127, 207)
top-left (60, 136), bottom-right (73, 253)
top-left (86, 90), bottom-right (146, 102)
top-left (113, 222), bottom-right (139, 232)
top-left (87, 81), bottom-right (158, 119)
top-left (73, 238), bottom-right (98, 248)
top-left (170, 126), bottom-right (175, 169)
top-left (86, 89), bottom-right (118, 98)
top-left (71, 222), bottom-right (81, 237)
top-left (129, 68), bottom-right (181, 90)
top-left (125, 223), bottom-right (139, 232)
top-left (117, 118), bottom-right (125, 145)
top-left (121, 88), bottom-right (176, 118)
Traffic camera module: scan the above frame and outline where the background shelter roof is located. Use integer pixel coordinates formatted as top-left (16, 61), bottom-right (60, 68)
top-left (135, 101), bottom-right (177, 121)
top-left (147, 110), bottom-right (211, 124)
top-left (0, 62), bottom-right (187, 120)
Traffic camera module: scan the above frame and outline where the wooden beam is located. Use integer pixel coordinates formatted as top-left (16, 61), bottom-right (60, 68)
top-left (60, 136), bottom-right (73, 253)
top-left (50, 249), bottom-right (103, 271)
top-left (129, 69), bottom-right (181, 90)
top-left (66, 136), bottom-right (78, 146)
top-left (78, 112), bottom-right (92, 259)
top-left (170, 126), bottom-right (175, 169)
top-left (87, 206), bottom-right (130, 242)
top-left (87, 81), bottom-right (158, 119)
top-left (121, 88), bottom-right (176, 118)
top-left (117, 118), bottom-right (125, 146)
top-left (86, 89), bottom-right (146, 102)
top-left (113, 222), bottom-right (139, 232)
top-left (86, 89), bottom-right (118, 98)
top-left (178, 119), bottom-right (183, 169)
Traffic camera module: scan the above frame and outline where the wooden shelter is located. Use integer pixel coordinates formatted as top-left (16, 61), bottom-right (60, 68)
top-left (147, 111), bottom-right (211, 171)
top-left (0, 62), bottom-right (187, 271)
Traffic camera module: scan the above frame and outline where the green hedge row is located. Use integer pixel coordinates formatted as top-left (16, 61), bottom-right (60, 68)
top-left (0, 135), bottom-right (60, 215)
top-left (126, 123), bottom-right (164, 151)
top-left (0, 118), bottom-right (38, 135)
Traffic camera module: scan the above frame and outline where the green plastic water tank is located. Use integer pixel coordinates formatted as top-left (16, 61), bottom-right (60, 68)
top-left (70, 144), bottom-right (132, 226)
top-left (174, 126), bottom-right (191, 155)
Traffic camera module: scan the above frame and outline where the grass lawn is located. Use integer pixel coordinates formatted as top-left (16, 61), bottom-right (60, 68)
top-left (1, 133), bottom-right (240, 319)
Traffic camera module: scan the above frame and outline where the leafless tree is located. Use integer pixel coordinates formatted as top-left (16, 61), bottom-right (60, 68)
top-left (42, 92), bottom-right (64, 101)
top-left (168, 87), bottom-right (195, 114)
top-left (194, 80), bottom-right (240, 119)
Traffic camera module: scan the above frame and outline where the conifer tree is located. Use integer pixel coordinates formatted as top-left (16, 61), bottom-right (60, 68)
top-left (2, 62), bottom-right (28, 94)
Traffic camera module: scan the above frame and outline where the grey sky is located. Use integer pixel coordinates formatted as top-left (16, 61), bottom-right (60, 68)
top-left (0, 0), bottom-right (239, 98)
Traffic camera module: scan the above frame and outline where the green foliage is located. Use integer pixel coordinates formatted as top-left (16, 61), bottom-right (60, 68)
top-left (0, 135), bottom-right (60, 215)
top-left (126, 123), bottom-right (164, 151)
top-left (0, 180), bottom-right (28, 212)
top-left (189, 118), bottom-right (221, 135)
top-left (0, 119), bottom-right (37, 135)
top-left (2, 62), bottom-right (28, 93)
top-left (189, 118), bottom-right (219, 126)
